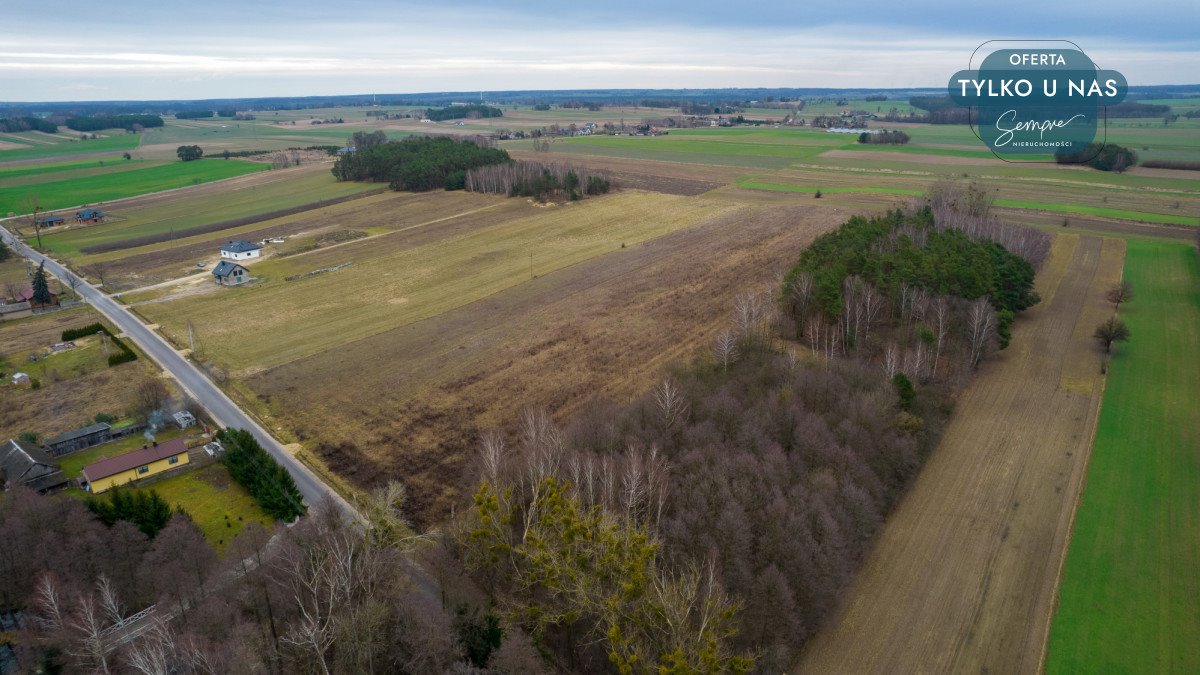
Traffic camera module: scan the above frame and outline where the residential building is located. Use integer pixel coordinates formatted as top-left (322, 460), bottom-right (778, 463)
top-left (82, 437), bottom-right (190, 493)
top-left (220, 240), bottom-right (262, 260)
top-left (13, 286), bottom-right (59, 310)
top-left (212, 260), bottom-right (249, 285)
top-left (36, 215), bottom-right (65, 227)
top-left (75, 209), bottom-right (105, 223)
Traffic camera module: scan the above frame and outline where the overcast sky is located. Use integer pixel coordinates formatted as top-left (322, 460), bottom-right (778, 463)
top-left (3, 0), bottom-right (1197, 101)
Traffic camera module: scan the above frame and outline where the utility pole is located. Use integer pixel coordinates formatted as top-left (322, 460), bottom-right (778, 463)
top-left (31, 203), bottom-right (43, 251)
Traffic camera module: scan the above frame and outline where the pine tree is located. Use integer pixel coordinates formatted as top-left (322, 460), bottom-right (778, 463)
top-left (31, 261), bottom-right (52, 305)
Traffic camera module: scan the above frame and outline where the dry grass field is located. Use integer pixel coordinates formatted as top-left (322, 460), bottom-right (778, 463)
top-left (0, 307), bottom-right (169, 441)
top-left (796, 233), bottom-right (1126, 673)
top-left (239, 193), bottom-right (849, 525)
top-left (137, 190), bottom-right (743, 373)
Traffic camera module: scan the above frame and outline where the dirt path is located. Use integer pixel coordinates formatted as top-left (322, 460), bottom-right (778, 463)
top-left (796, 233), bottom-right (1125, 674)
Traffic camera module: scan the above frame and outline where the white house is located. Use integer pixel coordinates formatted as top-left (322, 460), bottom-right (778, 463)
top-left (220, 240), bottom-right (262, 260)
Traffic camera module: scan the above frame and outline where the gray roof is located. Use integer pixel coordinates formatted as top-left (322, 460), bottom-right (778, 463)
top-left (45, 422), bottom-right (111, 446)
top-left (0, 439), bottom-right (63, 490)
top-left (212, 260), bottom-right (247, 278)
top-left (221, 239), bottom-right (261, 253)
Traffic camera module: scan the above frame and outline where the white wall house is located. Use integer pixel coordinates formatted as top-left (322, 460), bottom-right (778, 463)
top-left (220, 240), bottom-right (262, 260)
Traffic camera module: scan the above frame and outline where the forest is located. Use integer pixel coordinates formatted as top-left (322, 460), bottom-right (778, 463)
top-left (857, 130), bottom-right (909, 145)
top-left (464, 161), bottom-right (611, 200)
top-left (0, 185), bottom-right (1052, 673)
top-left (0, 116), bottom-right (57, 133)
top-left (1056, 143), bottom-right (1138, 172)
top-left (65, 114), bottom-right (164, 132)
top-left (331, 136), bottom-right (512, 191)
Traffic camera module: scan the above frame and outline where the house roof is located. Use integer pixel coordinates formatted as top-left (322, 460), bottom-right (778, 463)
top-left (82, 437), bottom-right (188, 483)
top-left (212, 260), bottom-right (246, 277)
top-left (221, 239), bottom-right (261, 253)
top-left (76, 208), bottom-right (104, 218)
top-left (0, 438), bottom-right (61, 488)
top-left (14, 287), bottom-right (57, 303)
top-left (46, 422), bottom-right (111, 446)
top-left (38, 215), bottom-right (64, 223)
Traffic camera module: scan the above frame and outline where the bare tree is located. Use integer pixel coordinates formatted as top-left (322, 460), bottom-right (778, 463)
top-left (33, 575), bottom-right (66, 633)
top-left (479, 429), bottom-right (506, 485)
top-left (789, 271), bottom-right (814, 330)
top-left (653, 379), bottom-right (689, 435)
top-left (931, 295), bottom-right (951, 377)
top-left (18, 193), bottom-right (44, 250)
top-left (883, 342), bottom-right (900, 378)
top-left (1106, 280), bottom-right (1134, 310)
top-left (1094, 317), bottom-right (1131, 354)
top-left (60, 268), bottom-right (83, 301)
top-left (967, 297), bottom-right (997, 368)
top-left (733, 291), bottom-right (768, 345)
top-left (713, 329), bottom-right (739, 372)
top-left (68, 593), bottom-right (111, 674)
top-left (84, 262), bottom-right (110, 289)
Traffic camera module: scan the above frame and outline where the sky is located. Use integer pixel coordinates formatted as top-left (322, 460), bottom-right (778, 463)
top-left (2, 0), bottom-right (1197, 102)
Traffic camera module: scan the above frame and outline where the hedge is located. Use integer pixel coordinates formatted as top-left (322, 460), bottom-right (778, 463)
top-left (218, 428), bottom-right (307, 522)
top-left (62, 322), bottom-right (138, 366)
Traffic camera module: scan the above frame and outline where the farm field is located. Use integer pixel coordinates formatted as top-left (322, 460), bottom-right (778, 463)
top-left (135, 190), bottom-right (743, 372)
top-left (797, 233), bottom-right (1125, 673)
top-left (32, 163), bottom-right (378, 260)
top-left (0, 131), bottom-right (141, 163)
top-left (1046, 240), bottom-right (1200, 673)
top-left (0, 158), bottom-right (267, 215)
top-left (239, 190), bottom-right (850, 525)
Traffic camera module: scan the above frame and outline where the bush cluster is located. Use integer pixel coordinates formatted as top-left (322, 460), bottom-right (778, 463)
top-left (86, 486), bottom-right (174, 537)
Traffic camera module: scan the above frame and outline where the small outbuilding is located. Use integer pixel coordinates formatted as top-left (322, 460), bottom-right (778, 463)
top-left (212, 260), bottom-right (249, 286)
top-left (220, 240), bottom-right (262, 260)
top-left (173, 410), bottom-right (197, 429)
top-left (10, 372), bottom-right (30, 385)
top-left (37, 215), bottom-right (65, 227)
top-left (82, 437), bottom-right (190, 494)
top-left (45, 422), bottom-right (113, 457)
top-left (75, 208), bottom-right (105, 223)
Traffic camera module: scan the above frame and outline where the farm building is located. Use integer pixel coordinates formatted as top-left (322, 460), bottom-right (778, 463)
top-left (13, 286), bottom-right (59, 310)
top-left (10, 372), bottom-right (29, 386)
top-left (81, 437), bottom-right (190, 494)
top-left (220, 240), bottom-right (262, 260)
top-left (0, 301), bottom-right (31, 321)
top-left (75, 208), bottom-right (105, 223)
top-left (212, 260), bottom-right (249, 285)
top-left (36, 215), bottom-right (65, 227)
top-left (0, 438), bottom-right (67, 493)
top-left (44, 422), bottom-right (113, 457)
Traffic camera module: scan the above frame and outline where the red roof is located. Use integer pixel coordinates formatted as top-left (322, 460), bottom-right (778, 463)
top-left (14, 286), bottom-right (57, 303)
top-left (82, 437), bottom-right (188, 482)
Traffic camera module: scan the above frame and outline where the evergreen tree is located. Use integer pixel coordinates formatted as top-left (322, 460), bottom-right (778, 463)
top-left (31, 261), bottom-right (52, 305)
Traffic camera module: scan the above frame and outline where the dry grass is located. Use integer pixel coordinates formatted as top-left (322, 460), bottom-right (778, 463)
top-left (796, 233), bottom-right (1125, 673)
top-left (0, 307), bottom-right (168, 441)
top-left (137, 190), bottom-right (741, 373)
top-left (241, 193), bottom-right (849, 525)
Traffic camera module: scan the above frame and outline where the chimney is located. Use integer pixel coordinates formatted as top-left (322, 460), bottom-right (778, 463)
top-left (152, 440), bottom-right (158, 447)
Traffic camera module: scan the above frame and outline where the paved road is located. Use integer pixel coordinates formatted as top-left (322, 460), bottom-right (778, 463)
top-left (0, 224), bottom-right (357, 519)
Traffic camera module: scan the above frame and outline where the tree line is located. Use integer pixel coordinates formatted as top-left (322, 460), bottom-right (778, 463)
top-left (464, 161), bottom-right (612, 200)
top-left (65, 114), bottom-right (164, 132)
top-left (0, 116), bottom-right (57, 133)
top-left (332, 136), bottom-right (511, 192)
top-left (425, 104), bottom-right (503, 121)
top-left (858, 130), bottom-right (910, 145)
top-left (1056, 143), bottom-right (1138, 172)
top-left (175, 110), bottom-right (214, 119)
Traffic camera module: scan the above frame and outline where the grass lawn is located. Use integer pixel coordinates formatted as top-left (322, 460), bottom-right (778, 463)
top-left (0, 159), bottom-right (267, 215)
top-left (143, 462), bottom-right (274, 551)
top-left (1046, 239), bottom-right (1200, 672)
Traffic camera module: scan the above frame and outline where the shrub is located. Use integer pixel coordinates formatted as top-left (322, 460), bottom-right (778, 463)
top-left (892, 372), bottom-right (916, 409)
top-left (218, 428), bottom-right (307, 521)
top-left (86, 486), bottom-right (173, 537)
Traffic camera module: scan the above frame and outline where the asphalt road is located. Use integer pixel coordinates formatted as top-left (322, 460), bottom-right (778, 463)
top-left (1, 224), bottom-right (357, 519)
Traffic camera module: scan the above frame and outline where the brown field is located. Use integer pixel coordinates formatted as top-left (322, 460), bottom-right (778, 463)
top-left (797, 233), bottom-right (1126, 673)
top-left (819, 149), bottom-right (1004, 166)
top-left (236, 192), bottom-right (848, 526)
top-left (0, 307), bottom-right (169, 441)
top-left (509, 150), bottom-right (745, 195)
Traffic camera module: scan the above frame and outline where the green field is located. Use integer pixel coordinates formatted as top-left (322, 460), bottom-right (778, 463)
top-left (1, 158), bottom-right (267, 215)
top-left (143, 463), bottom-right (274, 550)
top-left (0, 131), bottom-right (141, 162)
top-left (36, 167), bottom-right (380, 258)
top-left (1046, 239), bottom-right (1200, 672)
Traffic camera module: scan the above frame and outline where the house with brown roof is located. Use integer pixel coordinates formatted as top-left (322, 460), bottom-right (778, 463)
top-left (82, 437), bottom-right (190, 493)
top-left (12, 286), bottom-right (59, 310)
